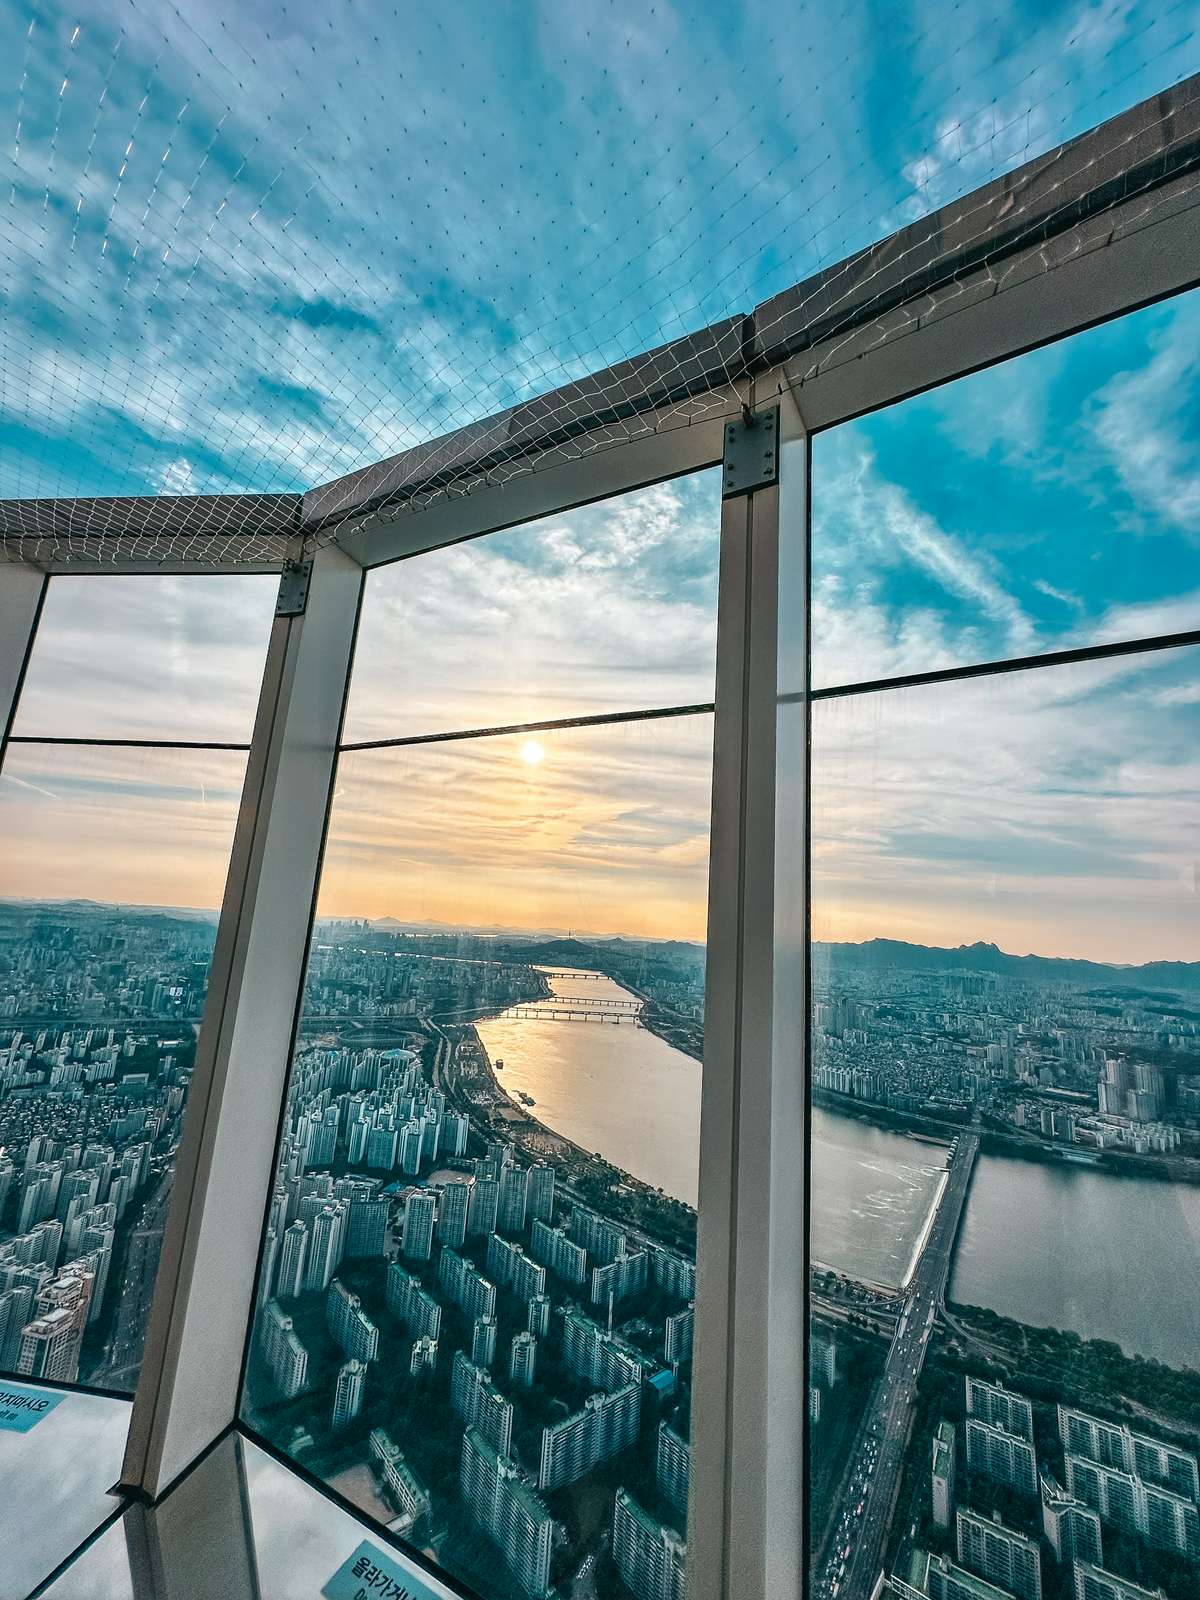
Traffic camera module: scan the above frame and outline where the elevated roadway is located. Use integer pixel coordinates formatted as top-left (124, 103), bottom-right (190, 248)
top-left (827, 1131), bottom-right (979, 1600)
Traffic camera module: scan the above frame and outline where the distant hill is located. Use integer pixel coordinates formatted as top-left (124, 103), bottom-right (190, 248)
top-left (815, 938), bottom-right (1200, 992)
top-left (0, 896), bottom-right (218, 924)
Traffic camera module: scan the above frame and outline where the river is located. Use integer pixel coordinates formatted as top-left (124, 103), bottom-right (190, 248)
top-left (476, 969), bottom-right (703, 1204)
top-left (477, 969), bottom-right (1200, 1368)
top-left (950, 1152), bottom-right (1200, 1370)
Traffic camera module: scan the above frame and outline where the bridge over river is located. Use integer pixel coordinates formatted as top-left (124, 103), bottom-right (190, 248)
top-left (825, 1131), bottom-right (980, 1600)
top-left (505, 995), bottom-right (643, 1024)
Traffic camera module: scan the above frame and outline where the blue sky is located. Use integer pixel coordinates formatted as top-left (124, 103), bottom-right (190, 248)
top-left (811, 291), bottom-right (1200, 684)
top-left (0, 0), bottom-right (1195, 503)
top-left (1, 3), bottom-right (1198, 959)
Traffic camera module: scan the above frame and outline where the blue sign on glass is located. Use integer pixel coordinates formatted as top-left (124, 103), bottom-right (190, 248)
top-left (322, 1539), bottom-right (446, 1600)
top-left (0, 1382), bottom-right (66, 1432)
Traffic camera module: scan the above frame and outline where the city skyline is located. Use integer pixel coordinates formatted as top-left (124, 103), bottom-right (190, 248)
top-left (3, 886), bottom-right (1199, 976)
top-left (4, 881), bottom-right (1199, 1598)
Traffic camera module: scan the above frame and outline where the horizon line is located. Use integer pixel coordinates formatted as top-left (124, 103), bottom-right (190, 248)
top-left (1, 894), bottom-right (1197, 974)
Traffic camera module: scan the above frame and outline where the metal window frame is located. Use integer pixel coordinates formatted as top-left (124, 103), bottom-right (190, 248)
top-left (1, 73), bottom-right (1199, 1600)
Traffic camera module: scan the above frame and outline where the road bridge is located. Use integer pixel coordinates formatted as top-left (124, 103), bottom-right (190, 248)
top-left (827, 1131), bottom-right (980, 1600)
top-left (505, 1004), bottom-right (641, 1024)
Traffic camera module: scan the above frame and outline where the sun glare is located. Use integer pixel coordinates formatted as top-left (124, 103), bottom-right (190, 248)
top-left (519, 739), bottom-right (545, 766)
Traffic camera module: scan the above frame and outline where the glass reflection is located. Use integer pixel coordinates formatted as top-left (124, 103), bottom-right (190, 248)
top-left (808, 649), bottom-right (1200, 1600)
top-left (0, 1384), bottom-right (128, 1595)
top-left (41, 1433), bottom-right (468, 1599)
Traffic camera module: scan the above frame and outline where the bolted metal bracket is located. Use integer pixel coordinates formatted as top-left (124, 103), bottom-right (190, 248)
top-left (721, 404), bottom-right (780, 499)
top-left (275, 558), bottom-right (313, 617)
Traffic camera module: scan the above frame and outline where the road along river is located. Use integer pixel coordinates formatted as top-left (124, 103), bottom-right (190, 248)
top-left (479, 969), bottom-right (1200, 1367)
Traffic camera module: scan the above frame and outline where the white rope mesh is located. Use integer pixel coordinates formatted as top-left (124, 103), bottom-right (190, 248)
top-left (0, 2), bottom-right (1195, 566)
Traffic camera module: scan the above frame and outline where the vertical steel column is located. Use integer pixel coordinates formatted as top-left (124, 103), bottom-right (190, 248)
top-left (0, 561), bottom-right (47, 756)
top-left (122, 543), bottom-right (363, 1499)
top-left (691, 381), bottom-right (808, 1600)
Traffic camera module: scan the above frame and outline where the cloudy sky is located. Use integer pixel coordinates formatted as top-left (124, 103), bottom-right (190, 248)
top-left (0, 4), bottom-right (1197, 960)
top-left (0, 0), bottom-right (1194, 504)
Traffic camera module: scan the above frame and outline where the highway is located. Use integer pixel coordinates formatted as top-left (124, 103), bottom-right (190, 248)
top-left (824, 1131), bottom-right (979, 1600)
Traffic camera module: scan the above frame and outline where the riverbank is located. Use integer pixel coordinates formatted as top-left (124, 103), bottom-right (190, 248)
top-left (458, 1016), bottom-right (697, 1255)
top-left (943, 1301), bottom-right (1200, 1431)
top-left (813, 1086), bottom-right (1200, 1187)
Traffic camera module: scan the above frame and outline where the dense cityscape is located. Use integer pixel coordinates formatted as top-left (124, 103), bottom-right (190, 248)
top-left (809, 941), bottom-right (1200, 1600)
top-left (0, 899), bottom-right (212, 1393)
top-left (243, 917), bottom-right (703, 1600)
top-left (2, 897), bottom-right (1199, 1600)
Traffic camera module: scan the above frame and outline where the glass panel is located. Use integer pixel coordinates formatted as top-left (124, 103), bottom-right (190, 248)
top-left (808, 649), bottom-right (1200, 1600)
top-left (811, 289), bottom-right (1200, 691)
top-left (13, 574), bottom-right (277, 742)
top-left (0, 1384), bottom-right (129, 1595)
top-left (0, 745), bottom-right (249, 1393)
top-left (42, 1433), bottom-right (464, 1599)
top-left (243, 713), bottom-right (711, 1599)
top-left (341, 471), bottom-right (720, 743)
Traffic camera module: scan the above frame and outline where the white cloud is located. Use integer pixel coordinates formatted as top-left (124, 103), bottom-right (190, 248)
top-left (1091, 313), bottom-right (1200, 539)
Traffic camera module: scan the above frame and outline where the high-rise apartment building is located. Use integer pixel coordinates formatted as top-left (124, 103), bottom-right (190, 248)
top-left (591, 1248), bottom-right (647, 1309)
top-left (523, 1162), bottom-right (554, 1225)
top-left (451, 1351), bottom-right (514, 1458)
top-left (1058, 1406), bottom-right (1199, 1501)
top-left (436, 1180), bottom-right (470, 1249)
top-left (656, 1420), bottom-right (690, 1518)
top-left (385, 1262), bottom-right (442, 1342)
top-left (529, 1218), bottom-right (587, 1287)
top-left (260, 1300), bottom-right (309, 1399)
top-left (459, 1428), bottom-right (554, 1600)
top-left (326, 1279), bottom-right (380, 1363)
top-left (663, 1303), bottom-right (694, 1365)
top-left (369, 1429), bottom-right (432, 1528)
top-left (17, 1306), bottom-right (84, 1382)
top-left (467, 1177), bottom-right (499, 1237)
top-left (402, 1191), bottom-right (436, 1262)
top-left (1071, 1560), bottom-right (1167, 1600)
top-left (932, 1420), bottom-right (956, 1532)
top-left (1065, 1454), bottom-right (1200, 1559)
top-left (345, 1197), bottom-right (387, 1258)
top-left (409, 1336), bottom-right (438, 1377)
top-left (498, 1164), bottom-right (527, 1234)
top-left (923, 1552), bottom-right (1021, 1600)
top-left (965, 1418), bottom-right (1038, 1496)
top-left (509, 1331), bottom-right (537, 1389)
top-left (303, 1204), bottom-right (346, 1292)
top-left (472, 1314), bottom-right (498, 1369)
top-left (538, 1383), bottom-right (641, 1491)
top-left (487, 1233), bottom-right (546, 1300)
top-left (438, 1249), bottom-right (497, 1323)
top-left (527, 1293), bottom-right (551, 1338)
top-left (1041, 1473), bottom-right (1103, 1567)
top-left (956, 1508), bottom-right (1042, 1600)
top-left (561, 1307), bottom-right (643, 1393)
top-left (277, 1221), bottom-right (308, 1298)
top-left (966, 1377), bottom-right (1034, 1442)
top-left (612, 1488), bottom-right (687, 1600)
top-left (332, 1358), bottom-right (366, 1429)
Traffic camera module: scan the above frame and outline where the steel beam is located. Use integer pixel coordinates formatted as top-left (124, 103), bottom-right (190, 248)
top-left (691, 379), bottom-right (807, 1600)
top-left (121, 544), bottom-right (363, 1498)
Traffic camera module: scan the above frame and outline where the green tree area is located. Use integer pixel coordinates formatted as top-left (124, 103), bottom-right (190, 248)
top-left (945, 1302), bottom-right (1200, 1438)
top-left (886, 1318), bottom-right (1200, 1600)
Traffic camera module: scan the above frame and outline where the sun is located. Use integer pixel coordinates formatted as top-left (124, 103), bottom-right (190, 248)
top-left (519, 739), bottom-right (545, 766)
